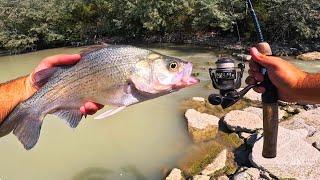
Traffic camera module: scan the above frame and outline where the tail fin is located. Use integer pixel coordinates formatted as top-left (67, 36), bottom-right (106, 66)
top-left (0, 104), bottom-right (42, 150)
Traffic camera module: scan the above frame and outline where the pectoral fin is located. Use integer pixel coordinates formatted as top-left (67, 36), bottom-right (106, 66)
top-left (94, 106), bottom-right (126, 120)
top-left (33, 67), bottom-right (58, 87)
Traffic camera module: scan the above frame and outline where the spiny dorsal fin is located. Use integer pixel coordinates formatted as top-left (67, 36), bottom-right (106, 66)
top-left (80, 43), bottom-right (110, 57)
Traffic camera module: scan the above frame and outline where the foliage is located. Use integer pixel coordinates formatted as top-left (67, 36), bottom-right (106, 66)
top-left (266, 0), bottom-right (320, 41)
top-left (0, 0), bottom-right (319, 52)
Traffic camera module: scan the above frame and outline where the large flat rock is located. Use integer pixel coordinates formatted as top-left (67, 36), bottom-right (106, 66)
top-left (281, 107), bottom-right (320, 138)
top-left (250, 127), bottom-right (320, 179)
top-left (223, 110), bottom-right (262, 133)
top-left (185, 109), bottom-right (219, 142)
top-left (243, 106), bottom-right (287, 120)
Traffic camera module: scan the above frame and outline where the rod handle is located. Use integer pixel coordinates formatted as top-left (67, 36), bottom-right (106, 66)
top-left (255, 42), bottom-right (279, 158)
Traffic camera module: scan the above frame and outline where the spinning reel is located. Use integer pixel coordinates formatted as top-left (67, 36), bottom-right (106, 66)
top-left (208, 57), bottom-right (257, 109)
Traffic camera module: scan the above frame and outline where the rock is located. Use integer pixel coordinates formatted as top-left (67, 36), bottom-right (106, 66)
top-left (312, 141), bottom-right (320, 151)
top-left (216, 175), bottom-right (229, 180)
top-left (201, 149), bottom-right (227, 175)
top-left (166, 168), bottom-right (184, 180)
top-left (250, 127), bottom-right (320, 179)
top-left (293, 128), bottom-right (309, 139)
top-left (260, 171), bottom-right (273, 180)
top-left (243, 89), bottom-right (261, 102)
top-left (297, 51), bottom-right (320, 61)
top-left (280, 108), bottom-right (320, 136)
top-left (239, 132), bottom-right (252, 139)
top-left (223, 110), bottom-right (262, 133)
top-left (192, 97), bottom-right (206, 102)
top-left (185, 109), bottom-right (220, 142)
top-left (278, 100), bottom-right (296, 106)
top-left (303, 104), bottom-right (320, 111)
top-left (307, 131), bottom-right (320, 146)
top-left (243, 107), bottom-right (287, 120)
top-left (193, 175), bottom-right (210, 180)
top-left (232, 53), bottom-right (252, 61)
top-left (233, 168), bottom-right (260, 180)
top-left (281, 105), bottom-right (301, 115)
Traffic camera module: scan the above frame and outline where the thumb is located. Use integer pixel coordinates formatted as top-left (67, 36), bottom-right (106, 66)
top-left (250, 47), bottom-right (278, 69)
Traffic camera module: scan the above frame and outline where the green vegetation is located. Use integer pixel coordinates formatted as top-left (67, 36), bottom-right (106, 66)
top-left (0, 0), bottom-right (319, 53)
top-left (178, 131), bottom-right (242, 177)
top-left (178, 141), bottom-right (225, 176)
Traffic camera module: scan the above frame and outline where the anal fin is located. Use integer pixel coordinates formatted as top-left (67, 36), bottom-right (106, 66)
top-left (94, 106), bottom-right (126, 120)
top-left (53, 109), bottom-right (83, 128)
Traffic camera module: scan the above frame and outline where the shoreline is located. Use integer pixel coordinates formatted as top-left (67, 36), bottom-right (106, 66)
top-left (1, 34), bottom-right (319, 57)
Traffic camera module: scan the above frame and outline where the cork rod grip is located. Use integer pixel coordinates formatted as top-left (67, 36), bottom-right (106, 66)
top-left (256, 42), bottom-right (279, 158)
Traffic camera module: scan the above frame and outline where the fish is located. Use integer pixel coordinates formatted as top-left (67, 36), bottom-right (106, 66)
top-left (0, 45), bottom-right (199, 150)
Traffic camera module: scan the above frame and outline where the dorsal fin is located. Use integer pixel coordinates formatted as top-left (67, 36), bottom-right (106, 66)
top-left (80, 43), bottom-right (110, 57)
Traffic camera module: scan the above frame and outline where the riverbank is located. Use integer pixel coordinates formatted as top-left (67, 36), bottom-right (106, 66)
top-left (167, 91), bottom-right (320, 180)
top-left (1, 33), bottom-right (319, 57)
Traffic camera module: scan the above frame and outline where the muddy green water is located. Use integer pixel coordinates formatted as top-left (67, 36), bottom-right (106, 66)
top-left (0, 44), bottom-right (318, 180)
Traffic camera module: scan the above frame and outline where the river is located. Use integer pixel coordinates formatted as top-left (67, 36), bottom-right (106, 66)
top-left (0, 44), bottom-right (318, 180)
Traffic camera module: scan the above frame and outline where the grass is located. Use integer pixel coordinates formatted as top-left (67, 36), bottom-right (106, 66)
top-left (178, 131), bottom-right (243, 177)
top-left (178, 141), bottom-right (224, 176)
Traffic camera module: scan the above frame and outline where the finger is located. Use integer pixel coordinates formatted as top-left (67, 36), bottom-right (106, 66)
top-left (253, 86), bottom-right (265, 93)
top-left (249, 61), bottom-right (260, 72)
top-left (245, 76), bottom-right (257, 85)
top-left (80, 106), bottom-right (87, 115)
top-left (250, 47), bottom-right (278, 69)
top-left (84, 102), bottom-right (104, 115)
top-left (248, 69), bottom-right (264, 82)
top-left (39, 54), bottom-right (81, 70)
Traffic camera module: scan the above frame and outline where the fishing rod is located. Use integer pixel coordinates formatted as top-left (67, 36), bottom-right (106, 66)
top-left (208, 0), bottom-right (279, 158)
top-left (247, 0), bottom-right (279, 159)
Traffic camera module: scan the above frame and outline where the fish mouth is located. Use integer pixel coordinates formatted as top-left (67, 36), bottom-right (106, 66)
top-left (173, 62), bottom-right (200, 89)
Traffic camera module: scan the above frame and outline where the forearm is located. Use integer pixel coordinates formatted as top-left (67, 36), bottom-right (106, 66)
top-left (296, 72), bottom-right (320, 104)
top-left (0, 76), bottom-right (36, 123)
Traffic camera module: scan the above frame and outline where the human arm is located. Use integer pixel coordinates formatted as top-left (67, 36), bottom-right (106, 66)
top-left (246, 47), bottom-right (320, 104)
top-left (0, 54), bottom-right (103, 123)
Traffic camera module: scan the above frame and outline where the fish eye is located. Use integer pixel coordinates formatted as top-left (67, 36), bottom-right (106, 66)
top-left (169, 61), bottom-right (178, 70)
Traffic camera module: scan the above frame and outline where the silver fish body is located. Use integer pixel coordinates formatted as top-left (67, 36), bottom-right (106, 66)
top-left (0, 45), bottom-right (198, 150)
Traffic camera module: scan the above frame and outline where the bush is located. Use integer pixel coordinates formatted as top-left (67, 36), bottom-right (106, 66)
top-left (0, 0), bottom-right (319, 53)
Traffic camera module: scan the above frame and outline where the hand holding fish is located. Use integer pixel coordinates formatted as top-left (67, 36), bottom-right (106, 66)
top-left (0, 54), bottom-right (103, 124)
top-left (27, 54), bottom-right (104, 116)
